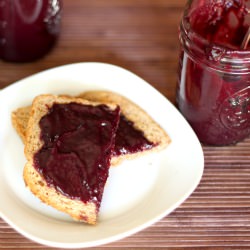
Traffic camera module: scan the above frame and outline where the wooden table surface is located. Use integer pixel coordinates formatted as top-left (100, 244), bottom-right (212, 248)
top-left (1, 0), bottom-right (250, 249)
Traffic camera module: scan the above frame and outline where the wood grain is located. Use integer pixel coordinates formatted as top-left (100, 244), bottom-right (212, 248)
top-left (1, 0), bottom-right (250, 249)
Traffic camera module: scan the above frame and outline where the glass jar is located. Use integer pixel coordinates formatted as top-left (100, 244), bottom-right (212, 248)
top-left (0, 0), bottom-right (62, 62)
top-left (176, 0), bottom-right (250, 145)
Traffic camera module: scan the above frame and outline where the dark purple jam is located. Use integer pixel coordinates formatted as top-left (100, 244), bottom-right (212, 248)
top-left (113, 114), bottom-right (155, 156)
top-left (187, 0), bottom-right (249, 50)
top-left (34, 103), bottom-right (120, 208)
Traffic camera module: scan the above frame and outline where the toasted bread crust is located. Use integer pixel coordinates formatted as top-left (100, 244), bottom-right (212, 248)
top-left (23, 162), bottom-right (97, 224)
top-left (24, 94), bottom-right (118, 224)
top-left (11, 106), bottom-right (31, 143)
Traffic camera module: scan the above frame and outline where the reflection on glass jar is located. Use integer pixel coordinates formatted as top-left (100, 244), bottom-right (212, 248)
top-left (0, 0), bottom-right (62, 62)
top-left (176, 0), bottom-right (250, 145)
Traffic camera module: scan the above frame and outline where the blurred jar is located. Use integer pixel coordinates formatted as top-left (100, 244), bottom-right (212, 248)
top-left (0, 0), bottom-right (62, 62)
top-left (176, 0), bottom-right (250, 145)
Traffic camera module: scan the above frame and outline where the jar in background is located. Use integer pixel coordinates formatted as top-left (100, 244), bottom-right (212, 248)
top-left (176, 0), bottom-right (250, 145)
top-left (0, 0), bottom-right (62, 62)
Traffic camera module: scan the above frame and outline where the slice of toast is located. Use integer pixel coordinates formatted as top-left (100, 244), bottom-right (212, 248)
top-left (12, 91), bottom-right (170, 166)
top-left (79, 91), bottom-right (171, 165)
top-left (24, 94), bottom-right (120, 224)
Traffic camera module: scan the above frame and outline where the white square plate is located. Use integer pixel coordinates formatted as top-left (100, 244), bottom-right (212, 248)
top-left (0, 62), bottom-right (204, 248)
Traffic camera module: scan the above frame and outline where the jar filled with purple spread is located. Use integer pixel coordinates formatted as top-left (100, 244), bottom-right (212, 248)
top-left (176, 0), bottom-right (250, 145)
top-left (0, 0), bottom-right (62, 62)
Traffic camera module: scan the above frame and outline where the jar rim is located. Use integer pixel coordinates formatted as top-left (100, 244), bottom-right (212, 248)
top-left (180, 16), bottom-right (250, 74)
